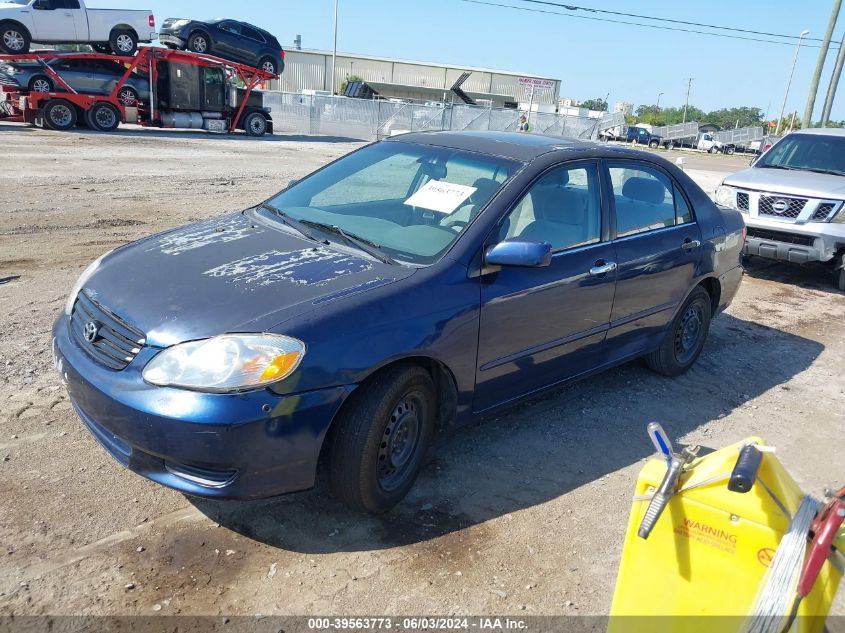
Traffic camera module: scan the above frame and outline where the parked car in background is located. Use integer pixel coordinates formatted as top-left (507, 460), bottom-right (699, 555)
top-left (0, 0), bottom-right (156, 55)
top-left (626, 125), bottom-right (664, 149)
top-left (697, 132), bottom-right (735, 155)
top-left (53, 131), bottom-right (744, 513)
top-left (716, 128), bottom-right (845, 290)
top-left (158, 18), bottom-right (284, 75)
top-left (0, 54), bottom-right (149, 105)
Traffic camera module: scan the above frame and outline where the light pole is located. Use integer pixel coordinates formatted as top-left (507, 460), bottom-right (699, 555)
top-left (682, 78), bottom-right (693, 123)
top-left (656, 92), bottom-right (664, 110)
top-left (331, 0), bottom-right (339, 94)
top-left (777, 29), bottom-right (810, 135)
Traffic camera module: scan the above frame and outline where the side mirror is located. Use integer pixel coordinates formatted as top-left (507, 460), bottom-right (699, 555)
top-left (485, 239), bottom-right (552, 268)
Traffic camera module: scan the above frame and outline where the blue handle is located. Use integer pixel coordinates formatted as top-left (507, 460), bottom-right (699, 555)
top-left (647, 422), bottom-right (673, 460)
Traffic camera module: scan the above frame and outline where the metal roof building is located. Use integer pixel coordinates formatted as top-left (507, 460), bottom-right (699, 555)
top-left (270, 48), bottom-right (561, 106)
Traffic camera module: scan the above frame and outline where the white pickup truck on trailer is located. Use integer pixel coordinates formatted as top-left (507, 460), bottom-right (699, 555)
top-left (0, 0), bottom-right (155, 55)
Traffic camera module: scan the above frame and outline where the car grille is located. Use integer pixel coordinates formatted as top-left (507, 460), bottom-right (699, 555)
top-left (758, 195), bottom-right (807, 219)
top-left (746, 227), bottom-right (815, 247)
top-left (736, 192), bottom-right (749, 211)
top-left (70, 292), bottom-right (146, 371)
top-left (811, 202), bottom-right (836, 221)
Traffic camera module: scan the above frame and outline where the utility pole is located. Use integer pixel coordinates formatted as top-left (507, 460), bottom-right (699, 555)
top-left (803, 0), bottom-right (841, 128)
top-left (821, 30), bottom-right (845, 126)
top-left (331, 0), bottom-right (339, 94)
top-left (777, 30), bottom-right (810, 136)
top-left (682, 78), bottom-right (693, 123)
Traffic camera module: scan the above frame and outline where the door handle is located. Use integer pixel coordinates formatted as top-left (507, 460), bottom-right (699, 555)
top-left (589, 261), bottom-right (617, 276)
top-left (682, 239), bottom-right (701, 250)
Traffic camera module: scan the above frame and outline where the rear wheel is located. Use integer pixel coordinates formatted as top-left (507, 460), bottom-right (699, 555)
top-left (649, 140), bottom-right (660, 149)
top-left (726, 146), bottom-right (735, 155)
top-left (28, 76), bottom-right (53, 94)
top-left (85, 102), bottom-right (120, 132)
top-left (43, 99), bottom-right (77, 131)
top-left (109, 29), bottom-right (137, 55)
top-left (258, 56), bottom-right (278, 75)
top-left (188, 32), bottom-right (210, 54)
top-left (243, 111), bottom-right (268, 137)
top-left (645, 286), bottom-right (712, 376)
top-left (0, 23), bottom-right (29, 54)
top-left (327, 364), bottom-right (436, 513)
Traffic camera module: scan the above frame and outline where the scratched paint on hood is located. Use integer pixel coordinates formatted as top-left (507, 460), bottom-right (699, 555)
top-left (204, 247), bottom-right (372, 287)
top-left (152, 216), bottom-right (262, 256)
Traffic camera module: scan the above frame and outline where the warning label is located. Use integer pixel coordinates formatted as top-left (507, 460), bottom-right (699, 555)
top-left (674, 519), bottom-right (738, 555)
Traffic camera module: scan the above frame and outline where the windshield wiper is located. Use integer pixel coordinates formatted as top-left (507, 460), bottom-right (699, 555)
top-left (758, 164), bottom-right (799, 171)
top-left (803, 168), bottom-right (845, 176)
top-left (259, 203), bottom-right (325, 243)
top-left (299, 220), bottom-right (398, 265)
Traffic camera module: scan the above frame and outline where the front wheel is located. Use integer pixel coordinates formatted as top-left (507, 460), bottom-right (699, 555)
top-left (28, 75), bottom-right (53, 94)
top-left (242, 111), bottom-right (268, 137)
top-left (43, 99), bottom-right (77, 131)
top-left (188, 32), bottom-right (210, 54)
top-left (645, 286), bottom-right (712, 377)
top-left (327, 364), bottom-right (436, 513)
top-left (116, 86), bottom-right (139, 107)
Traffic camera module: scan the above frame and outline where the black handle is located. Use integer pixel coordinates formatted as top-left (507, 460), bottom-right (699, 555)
top-left (728, 444), bottom-right (763, 493)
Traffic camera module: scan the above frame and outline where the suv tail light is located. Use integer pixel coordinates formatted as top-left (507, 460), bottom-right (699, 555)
top-left (280, 49), bottom-right (286, 60)
top-left (149, 15), bottom-right (156, 28)
top-left (741, 225), bottom-right (747, 244)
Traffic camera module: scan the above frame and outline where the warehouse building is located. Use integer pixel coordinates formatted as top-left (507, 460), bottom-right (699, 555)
top-left (268, 48), bottom-right (561, 107)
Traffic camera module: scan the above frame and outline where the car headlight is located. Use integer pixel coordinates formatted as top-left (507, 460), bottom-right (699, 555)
top-left (142, 334), bottom-right (306, 392)
top-left (171, 19), bottom-right (191, 28)
top-left (64, 251), bottom-right (112, 315)
top-left (715, 185), bottom-right (740, 211)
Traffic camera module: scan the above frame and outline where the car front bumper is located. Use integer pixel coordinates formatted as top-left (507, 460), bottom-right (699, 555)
top-left (157, 33), bottom-right (186, 48)
top-left (742, 216), bottom-right (845, 264)
top-left (52, 316), bottom-right (352, 499)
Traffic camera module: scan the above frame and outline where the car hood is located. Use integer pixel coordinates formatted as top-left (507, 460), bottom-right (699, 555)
top-left (723, 167), bottom-right (845, 199)
top-left (82, 212), bottom-right (414, 347)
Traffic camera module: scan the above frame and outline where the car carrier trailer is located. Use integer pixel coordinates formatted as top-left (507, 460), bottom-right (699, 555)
top-left (0, 46), bottom-right (276, 136)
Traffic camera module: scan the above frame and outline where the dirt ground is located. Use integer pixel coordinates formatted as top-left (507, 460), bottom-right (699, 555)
top-left (0, 123), bottom-right (843, 619)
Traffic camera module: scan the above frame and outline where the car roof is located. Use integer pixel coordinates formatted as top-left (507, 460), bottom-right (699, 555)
top-left (787, 128), bottom-right (845, 137)
top-left (387, 130), bottom-right (663, 162)
top-left (209, 18), bottom-right (276, 40)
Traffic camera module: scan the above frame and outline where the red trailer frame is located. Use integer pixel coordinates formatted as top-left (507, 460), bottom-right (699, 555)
top-left (0, 46), bottom-right (277, 133)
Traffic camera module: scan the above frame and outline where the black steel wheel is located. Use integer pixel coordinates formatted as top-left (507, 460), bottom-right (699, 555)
top-left (85, 102), bottom-right (120, 132)
top-left (188, 32), bottom-right (210, 54)
top-left (243, 111), bottom-right (268, 137)
top-left (327, 364), bottom-right (436, 513)
top-left (0, 23), bottom-right (29, 54)
top-left (645, 286), bottom-right (712, 377)
top-left (43, 99), bottom-right (77, 131)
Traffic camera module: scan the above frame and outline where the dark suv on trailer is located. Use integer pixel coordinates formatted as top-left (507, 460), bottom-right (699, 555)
top-left (158, 18), bottom-right (285, 75)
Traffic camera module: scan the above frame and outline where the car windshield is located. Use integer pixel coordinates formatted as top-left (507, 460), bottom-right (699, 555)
top-left (263, 142), bottom-right (520, 264)
top-left (755, 134), bottom-right (845, 176)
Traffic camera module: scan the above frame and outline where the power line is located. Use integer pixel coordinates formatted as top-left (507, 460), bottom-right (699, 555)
top-left (514, 0), bottom-right (827, 44)
top-left (459, 0), bottom-right (841, 50)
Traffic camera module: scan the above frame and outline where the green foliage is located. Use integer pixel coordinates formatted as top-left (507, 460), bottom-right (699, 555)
top-left (339, 75), bottom-right (363, 96)
top-left (580, 97), bottom-right (608, 111)
top-left (631, 104), bottom-right (764, 128)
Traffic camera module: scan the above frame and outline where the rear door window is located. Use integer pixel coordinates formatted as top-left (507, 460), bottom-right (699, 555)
top-left (608, 163), bottom-right (693, 237)
top-left (240, 26), bottom-right (266, 43)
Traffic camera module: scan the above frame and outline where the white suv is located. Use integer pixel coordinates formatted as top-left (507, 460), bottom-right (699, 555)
top-left (715, 128), bottom-right (845, 290)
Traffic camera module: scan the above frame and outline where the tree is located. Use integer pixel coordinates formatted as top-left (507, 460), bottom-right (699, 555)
top-left (580, 97), bottom-right (607, 111)
top-left (339, 75), bottom-right (363, 95)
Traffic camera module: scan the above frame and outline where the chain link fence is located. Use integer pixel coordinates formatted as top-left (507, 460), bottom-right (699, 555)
top-left (262, 92), bottom-right (606, 141)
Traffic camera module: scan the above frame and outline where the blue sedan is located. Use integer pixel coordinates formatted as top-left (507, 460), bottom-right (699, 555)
top-left (53, 131), bottom-right (745, 513)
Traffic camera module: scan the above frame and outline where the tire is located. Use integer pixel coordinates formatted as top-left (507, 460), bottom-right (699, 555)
top-left (0, 22), bottom-right (30, 54)
top-left (726, 146), bottom-right (735, 155)
top-left (837, 255), bottom-right (845, 292)
top-left (28, 75), bottom-right (53, 94)
top-left (91, 43), bottom-right (111, 54)
top-left (43, 99), bottom-right (77, 131)
top-left (109, 29), bottom-right (137, 55)
top-left (116, 86), bottom-right (139, 107)
top-left (85, 102), bottom-right (120, 132)
top-left (649, 140), bottom-right (660, 149)
top-left (645, 286), bottom-right (712, 377)
top-left (327, 364), bottom-right (436, 513)
top-left (258, 56), bottom-right (278, 75)
top-left (708, 147), bottom-right (717, 154)
top-left (242, 111), bottom-right (268, 137)
top-left (188, 32), bottom-right (210, 54)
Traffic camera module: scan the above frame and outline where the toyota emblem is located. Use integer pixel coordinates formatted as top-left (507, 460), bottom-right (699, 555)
top-left (772, 199), bottom-right (790, 214)
top-left (83, 321), bottom-right (101, 343)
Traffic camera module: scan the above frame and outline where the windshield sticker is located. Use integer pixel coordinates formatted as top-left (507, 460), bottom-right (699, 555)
top-left (152, 216), bottom-right (262, 256)
top-left (204, 247), bottom-right (371, 287)
top-left (404, 180), bottom-right (477, 214)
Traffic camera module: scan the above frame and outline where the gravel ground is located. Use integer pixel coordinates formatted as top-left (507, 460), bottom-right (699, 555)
top-left (0, 123), bottom-right (843, 618)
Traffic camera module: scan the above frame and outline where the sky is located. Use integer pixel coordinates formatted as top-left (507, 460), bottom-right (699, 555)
top-left (103, 0), bottom-right (845, 121)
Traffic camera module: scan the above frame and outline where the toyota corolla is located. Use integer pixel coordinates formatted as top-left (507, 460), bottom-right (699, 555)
top-left (53, 131), bottom-right (745, 513)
